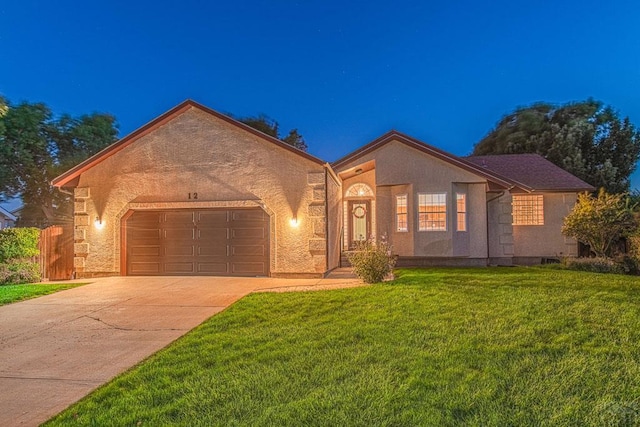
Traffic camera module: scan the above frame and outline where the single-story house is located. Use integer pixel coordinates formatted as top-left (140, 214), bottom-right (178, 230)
top-left (0, 206), bottom-right (16, 229)
top-left (52, 100), bottom-right (594, 278)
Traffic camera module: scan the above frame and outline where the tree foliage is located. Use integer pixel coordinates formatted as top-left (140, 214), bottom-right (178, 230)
top-left (0, 97), bottom-right (118, 227)
top-left (473, 100), bottom-right (640, 193)
top-left (235, 114), bottom-right (308, 151)
top-left (562, 190), bottom-right (637, 258)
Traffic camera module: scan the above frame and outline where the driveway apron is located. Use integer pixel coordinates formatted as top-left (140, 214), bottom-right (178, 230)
top-left (0, 274), bottom-right (361, 426)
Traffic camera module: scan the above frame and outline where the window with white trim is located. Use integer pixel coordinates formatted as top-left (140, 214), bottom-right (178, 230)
top-left (456, 193), bottom-right (467, 232)
top-left (396, 194), bottom-right (408, 232)
top-left (512, 194), bottom-right (544, 225)
top-left (418, 193), bottom-right (446, 231)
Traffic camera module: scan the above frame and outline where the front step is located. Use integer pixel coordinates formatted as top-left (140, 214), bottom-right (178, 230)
top-left (340, 255), bottom-right (352, 267)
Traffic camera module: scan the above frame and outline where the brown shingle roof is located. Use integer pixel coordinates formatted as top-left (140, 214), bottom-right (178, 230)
top-left (466, 154), bottom-right (595, 192)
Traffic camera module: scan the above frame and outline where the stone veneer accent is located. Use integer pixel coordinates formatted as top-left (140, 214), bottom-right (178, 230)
top-left (73, 187), bottom-right (91, 275)
top-left (307, 172), bottom-right (326, 261)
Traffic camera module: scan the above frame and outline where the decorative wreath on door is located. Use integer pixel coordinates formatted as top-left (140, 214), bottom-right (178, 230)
top-left (352, 205), bottom-right (367, 218)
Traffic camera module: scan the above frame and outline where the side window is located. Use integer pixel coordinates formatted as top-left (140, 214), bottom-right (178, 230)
top-left (418, 193), bottom-right (446, 231)
top-left (396, 194), bottom-right (408, 232)
top-left (456, 193), bottom-right (467, 232)
top-left (512, 195), bottom-right (544, 225)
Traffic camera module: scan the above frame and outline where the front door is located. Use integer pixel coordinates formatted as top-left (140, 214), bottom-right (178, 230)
top-left (348, 200), bottom-right (371, 249)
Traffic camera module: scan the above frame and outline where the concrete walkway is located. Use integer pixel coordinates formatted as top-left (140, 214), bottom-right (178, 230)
top-left (0, 272), bottom-right (361, 426)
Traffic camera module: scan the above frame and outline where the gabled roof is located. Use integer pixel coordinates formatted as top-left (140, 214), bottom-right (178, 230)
top-left (0, 206), bottom-right (17, 221)
top-left (52, 100), bottom-right (325, 188)
top-left (332, 130), bottom-right (519, 190)
top-left (466, 154), bottom-right (596, 192)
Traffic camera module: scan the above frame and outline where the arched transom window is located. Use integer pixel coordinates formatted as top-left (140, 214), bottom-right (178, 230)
top-left (345, 183), bottom-right (374, 198)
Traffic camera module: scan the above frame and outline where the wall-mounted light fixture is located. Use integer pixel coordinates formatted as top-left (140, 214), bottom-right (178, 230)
top-left (94, 216), bottom-right (105, 230)
top-left (289, 217), bottom-right (299, 227)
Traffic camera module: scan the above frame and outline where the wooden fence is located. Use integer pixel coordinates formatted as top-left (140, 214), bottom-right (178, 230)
top-left (39, 225), bottom-right (74, 281)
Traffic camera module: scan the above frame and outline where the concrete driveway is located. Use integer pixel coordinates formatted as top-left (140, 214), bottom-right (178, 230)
top-left (0, 273), bottom-right (361, 426)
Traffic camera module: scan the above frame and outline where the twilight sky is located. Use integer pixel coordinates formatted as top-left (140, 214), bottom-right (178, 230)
top-left (1, 0), bottom-right (639, 209)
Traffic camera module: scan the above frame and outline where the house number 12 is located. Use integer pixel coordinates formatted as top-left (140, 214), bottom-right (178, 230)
top-left (188, 192), bottom-right (198, 200)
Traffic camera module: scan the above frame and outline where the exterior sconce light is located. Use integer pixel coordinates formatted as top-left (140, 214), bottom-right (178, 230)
top-left (289, 217), bottom-right (299, 227)
top-left (94, 216), bottom-right (104, 230)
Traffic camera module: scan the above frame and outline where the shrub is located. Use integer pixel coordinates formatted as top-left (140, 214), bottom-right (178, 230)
top-left (0, 228), bottom-right (40, 263)
top-left (565, 257), bottom-right (625, 275)
top-left (347, 239), bottom-right (396, 284)
top-left (0, 260), bottom-right (41, 285)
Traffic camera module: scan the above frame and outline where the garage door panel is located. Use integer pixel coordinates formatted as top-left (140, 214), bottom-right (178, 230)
top-left (163, 262), bottom-right (195, 273)
top-left (164, 245), bottom-right (195, 257)
top-left (163, 211), bottom-right (195, 224)
top-left (164, 228), bottom-right (195, 239)
top-left (198, 262), bottom-right (230, 273)
top-left (198, 245), bottom-right (228, 257)
top-left (130, 245), bottom-right (161, 257)
top-left (231, 228), bottom-right (266, 239)
top-left (231, 245), bottom-right (266, 256)
top-left (197, 211), bottom-right (228, 223)
top-left (130, 228), bottom-right (161, 240)
top-left (198, 228), bottom-right (228, 240)
top-left (127, 208), bottom-right (269, 277)
top-left (130, 262), bottom-right (161, 275)
top-left (231, 210), bottom-right (266, 222)
top-left (232, 262), bottom-right (266, 274)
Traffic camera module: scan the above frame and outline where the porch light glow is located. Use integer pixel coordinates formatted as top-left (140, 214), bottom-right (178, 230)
top-left (94, 216), bottom-right (105, 230)
top-left (289, 217), bottom-right (299, 227)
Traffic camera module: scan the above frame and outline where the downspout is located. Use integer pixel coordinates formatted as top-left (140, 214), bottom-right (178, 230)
top-left (485, 190), bottom-right (505, 266)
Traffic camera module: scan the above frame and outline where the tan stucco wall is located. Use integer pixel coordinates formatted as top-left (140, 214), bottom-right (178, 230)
top-left (326, 172), bottom-right (342, 271)
top-left (73, 107), bottom-right (328, 277)
top-left (337, 140), bottom-right (489, 258)
top-left (513, 192), bottom-right (578, 258)
top-left (486, 192), bottom-right (514, 264)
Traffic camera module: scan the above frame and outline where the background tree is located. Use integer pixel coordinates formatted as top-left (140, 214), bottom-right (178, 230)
top-left (473, 100), bottom-right (640, 193)
top-left (562, 190), bottom-right (637, 258)
top-left (0, 98), bottom-right (118, 227)
top-left (234, 114), bottom-right (308, 151)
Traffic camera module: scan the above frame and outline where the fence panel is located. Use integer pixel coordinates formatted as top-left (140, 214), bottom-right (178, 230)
top-left (39, 225), bottom-right (74, 281)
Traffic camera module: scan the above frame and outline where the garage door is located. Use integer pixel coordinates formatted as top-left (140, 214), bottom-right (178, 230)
top-left (125, 208), bottom-right (269, 276)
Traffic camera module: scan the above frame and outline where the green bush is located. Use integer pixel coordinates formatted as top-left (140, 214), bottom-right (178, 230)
top-left (0, 228), bottom-right (41, 285)
top-left (565, 257), bottom-right (625, 275)
top-left (0, 260), bottom-right (41, 285)
top-left (0, 228), bottom-right (40, 263)
top-left (347, 239), bottom-right (396, 284)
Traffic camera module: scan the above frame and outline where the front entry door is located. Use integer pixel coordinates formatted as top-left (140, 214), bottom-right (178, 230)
top-left (348, 200), bottom-right (371, 249)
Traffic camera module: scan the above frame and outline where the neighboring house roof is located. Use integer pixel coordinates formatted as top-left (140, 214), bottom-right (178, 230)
top-left (52, 100), bottom-right (326, 188)
top-left (466, 154), bottom-right (596, 192)
top-left (332, 130), bottom-right (521, 191)
top-left (0, 206), bottom-right (17, 221)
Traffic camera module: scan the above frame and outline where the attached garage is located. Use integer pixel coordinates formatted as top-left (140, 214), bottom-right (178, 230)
top-left (124, 208), bottom-right (269, 276)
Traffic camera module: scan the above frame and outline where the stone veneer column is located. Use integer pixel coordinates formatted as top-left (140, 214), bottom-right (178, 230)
top-left (73, 187), bottom-right (90, 276)
top-left (307, 172), bottom-right (327, 272)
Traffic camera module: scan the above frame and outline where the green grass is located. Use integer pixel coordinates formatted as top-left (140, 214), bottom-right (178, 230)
top-left (0, 282), bottom-right (85, 306)
top-left (46, 268), bottom-right (640, 426)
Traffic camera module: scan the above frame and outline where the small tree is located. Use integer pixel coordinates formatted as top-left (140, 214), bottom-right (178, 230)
top-left (562, 189), bottom-right (637, 258)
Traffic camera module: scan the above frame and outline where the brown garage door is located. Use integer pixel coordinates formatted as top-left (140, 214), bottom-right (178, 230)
top-left (125, 208), bottom-right (269, 276)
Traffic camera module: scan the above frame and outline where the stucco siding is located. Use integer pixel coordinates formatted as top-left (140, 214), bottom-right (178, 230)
top-left (74, 107), bottom-right (327, 277)
top-left (326, 170), bottom-right (342, 271)
top-left (513, 193), bottom-right (578, 258)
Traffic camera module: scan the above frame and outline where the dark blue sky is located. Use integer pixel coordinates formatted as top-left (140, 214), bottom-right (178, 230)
top-left (1, 0), bottom-right (639, 209)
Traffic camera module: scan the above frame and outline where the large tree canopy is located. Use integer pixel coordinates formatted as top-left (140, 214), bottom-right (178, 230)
top-left (233, 113), bottom-right (308, 152)
top-left (473, 100), bottom-right (640, 193)
top-left (0, 97), bottom-right (118, 227)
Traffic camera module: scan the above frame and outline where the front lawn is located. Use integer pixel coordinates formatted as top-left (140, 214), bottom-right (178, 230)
top-left (47, 268), bottom-right (640, 426)
top-left (0, 282), bottom-right (85, 306)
